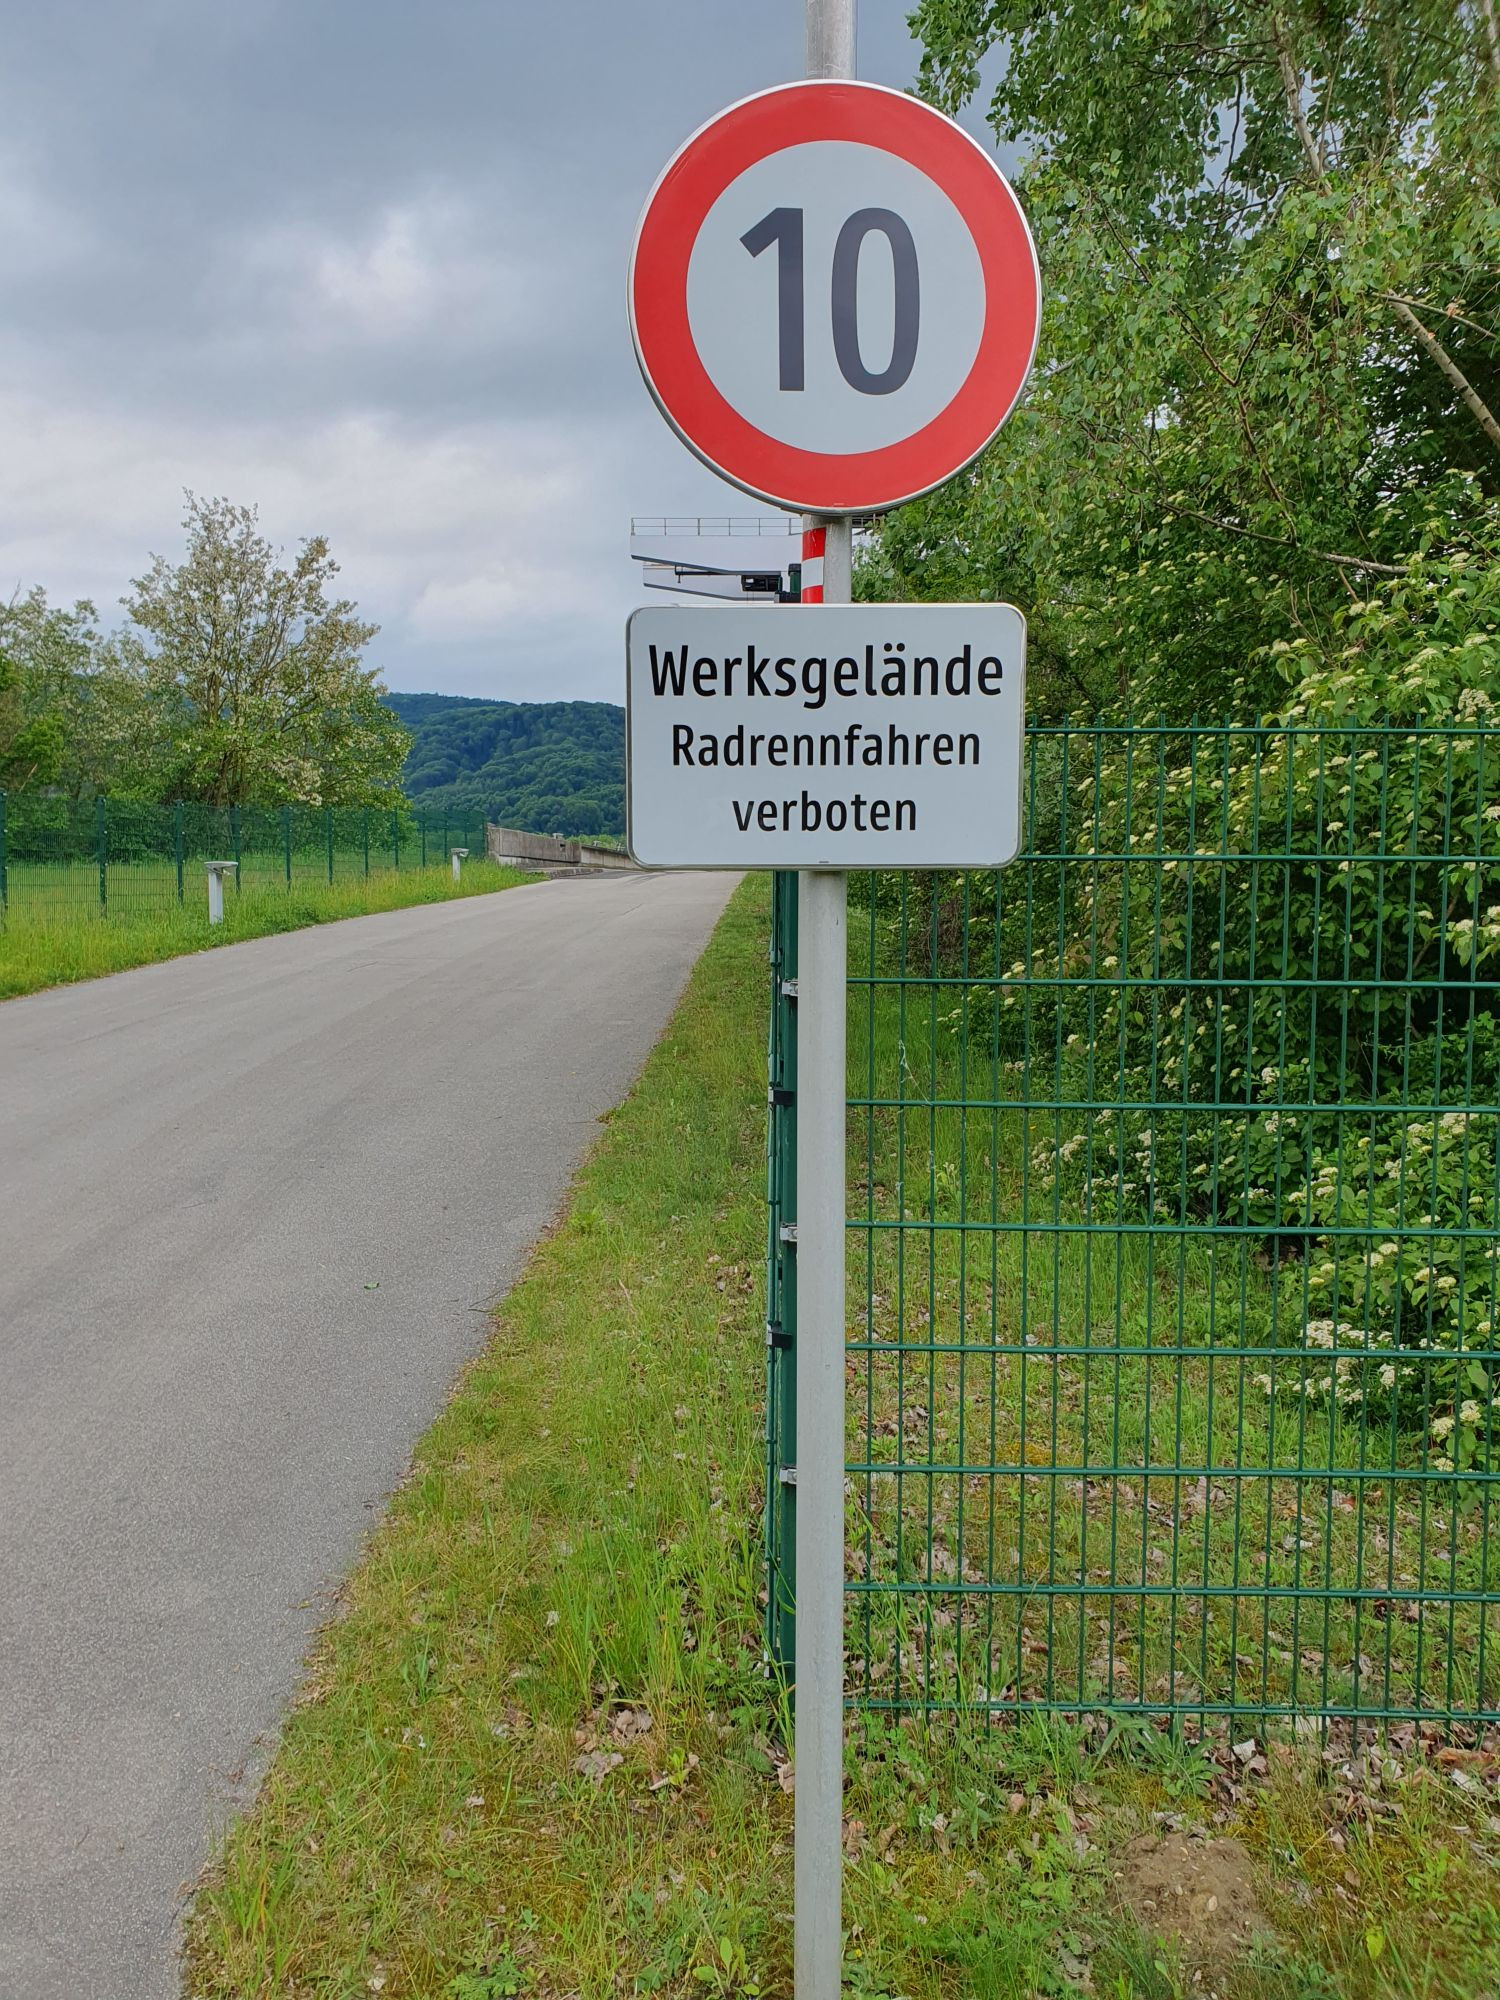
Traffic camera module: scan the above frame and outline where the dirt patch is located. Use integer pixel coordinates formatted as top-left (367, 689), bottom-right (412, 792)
top-left (1116, 1832), bottom-right (1270, 1971)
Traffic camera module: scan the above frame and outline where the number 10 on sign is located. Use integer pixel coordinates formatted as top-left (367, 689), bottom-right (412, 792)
top-left (630, 81), bottom-right (1041, 518)
top-left (742, 203), bottom-right (920, 396)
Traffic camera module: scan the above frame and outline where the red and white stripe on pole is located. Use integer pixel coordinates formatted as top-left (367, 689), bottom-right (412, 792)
top-left (800, 524), bottom-right (825, 603)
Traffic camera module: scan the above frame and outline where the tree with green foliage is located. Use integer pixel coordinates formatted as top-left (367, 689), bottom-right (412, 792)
top-left (117, 494), bottom-right (409, 807)
top-left (887, 0), bottom-right (1500, 721)
top-left (0, 588), bottom-right (111, 793)
top-left (0, 648), bottom-right (63, 795)
top-left (387, 692), bottom-right (625, 836)
top-left (876, 4), bottom-right (1500, 1469)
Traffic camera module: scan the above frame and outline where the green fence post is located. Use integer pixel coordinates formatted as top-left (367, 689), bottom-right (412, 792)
top-left (765, 868), bottom-right (799, 1679)
top-left (282, 805), bottom-right (292, 887)
top-left (0, 789), bottom-right (7, 912)
top-left (326, 807), bottom-right (334, 884)
top-left (174, 801), bottom-right (185, 903)
top-left (362, 808), bottom-right (370, 877)
top-left (231, 804), bottom-right (242, 892)
top-left (420, 810), bottom-right (427, 869)
top-left (96, 795), bottom-right (108, 915)
top-left (391, 808), bottom-right (400, 872)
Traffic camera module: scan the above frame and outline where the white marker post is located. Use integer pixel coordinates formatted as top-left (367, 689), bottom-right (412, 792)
top-left (451, 847), bottom-right (468, 883)
top-left (205, 860), bottom-right (237, 925)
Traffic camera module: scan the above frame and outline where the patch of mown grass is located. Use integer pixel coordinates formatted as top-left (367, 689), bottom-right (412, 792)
top-left (1238, 1751), bottom-right (1500, 2000)
top-left (0, 862), bottom-right (534, 1000)
top-left (183, 877), bottom-right (1500, 2000)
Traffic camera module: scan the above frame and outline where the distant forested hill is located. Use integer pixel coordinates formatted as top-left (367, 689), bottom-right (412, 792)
top-left (384, 692), bottom-right (624, 836)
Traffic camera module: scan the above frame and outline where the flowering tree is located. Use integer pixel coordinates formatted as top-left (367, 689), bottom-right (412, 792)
top-left (118, 494), bottom-right (409, 807)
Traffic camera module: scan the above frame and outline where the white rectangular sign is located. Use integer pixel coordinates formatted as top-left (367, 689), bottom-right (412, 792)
top-left (626, 603), bottom-right (1026, 868)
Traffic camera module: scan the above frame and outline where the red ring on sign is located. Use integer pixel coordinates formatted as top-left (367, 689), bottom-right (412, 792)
top-left (630, 81), bottom-right (1041, 515)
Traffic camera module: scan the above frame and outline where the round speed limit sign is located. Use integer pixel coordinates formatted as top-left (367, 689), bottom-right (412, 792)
top-left (629, 81), bottom-right (1041, 516)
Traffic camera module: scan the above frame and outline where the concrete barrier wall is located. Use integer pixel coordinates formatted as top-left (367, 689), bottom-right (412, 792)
top-left (485, 827), bottom-right (576, 866)
top-left (485, 825), bottom-right (635, 870)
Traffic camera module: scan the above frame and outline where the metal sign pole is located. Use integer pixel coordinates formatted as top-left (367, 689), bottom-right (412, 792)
top-left (628, 0), bottom-right (1029, 1970)
top-left (627, 48), bottom-right (1035, 1990)
top-left (796, 11), bottom-right (854, 1995)
top-left (794, 770), bottom-right (848, 1998)
top-left (806, 0), bottom-right (855, 79)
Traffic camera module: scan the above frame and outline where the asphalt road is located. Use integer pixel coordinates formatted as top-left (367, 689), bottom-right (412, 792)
top-left (0, 869), bottom-right (735, 2000)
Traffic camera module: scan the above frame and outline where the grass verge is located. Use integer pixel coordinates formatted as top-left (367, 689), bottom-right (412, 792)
top-left (184, 876), bottom-right (1500, 2000)
top-left (0, 862), bottom-right (534, 1001)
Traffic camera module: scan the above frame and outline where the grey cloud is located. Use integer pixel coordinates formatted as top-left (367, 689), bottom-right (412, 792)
top-left (1, 3), bottom-right (1011, 703)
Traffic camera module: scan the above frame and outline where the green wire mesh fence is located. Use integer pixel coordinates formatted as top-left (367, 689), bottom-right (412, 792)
top-left (0, 795), bottom-right (491, 922)
top-left (771, 721), bottom-right (1500, 1739)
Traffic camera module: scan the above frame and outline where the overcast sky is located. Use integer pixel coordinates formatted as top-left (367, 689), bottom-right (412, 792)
top-left (1, 3), bottom-right (1005, 704)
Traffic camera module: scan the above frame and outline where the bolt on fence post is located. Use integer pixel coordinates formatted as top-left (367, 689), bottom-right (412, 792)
top-left (96, 795), bottom-right (108, 915)
top-left (174, 802), bottom-right (185, 903)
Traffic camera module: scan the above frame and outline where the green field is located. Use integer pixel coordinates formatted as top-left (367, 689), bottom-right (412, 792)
top-left (0, 856), bottom-right (533, 1002)
top-left (183, 879), bottom-right (1500, 2000)
top-left (0, 794), bottom-right (494, 930)
top-left (4, 846), bottom-right (467, 921)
